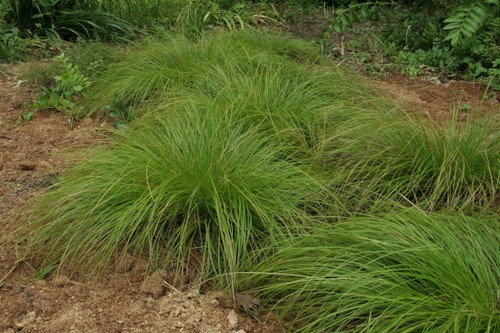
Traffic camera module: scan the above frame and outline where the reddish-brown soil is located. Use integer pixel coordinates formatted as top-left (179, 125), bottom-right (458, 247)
top-left (0, 56), bottom-right (498, 332)
top-left (375, 74), bottom-right (499, 121)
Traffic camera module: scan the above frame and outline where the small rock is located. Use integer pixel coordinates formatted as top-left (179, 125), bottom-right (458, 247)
top-left (117, 253), bottom-right (136, 273)
top-left (141, 270), bottom-right (166, 298)
top-left (52, 275), bottom-right (70, 287)
top-left (185, 289), bottom-right (199, 300)
top-left (34, 280), bottom-right (47, 288)
top-left (19, 163), bottom-right (36, 171)
top-left (235, 293), bottom-right (261, 311)
top-left (227, 309), bottom-right (238, 329)
top-left (15, 311), bottom-right (36, 328)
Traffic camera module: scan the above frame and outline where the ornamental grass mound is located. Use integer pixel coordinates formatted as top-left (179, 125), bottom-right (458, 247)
top-left (337, 110), bottom-right (499, 211)
top-left (18, 108), bottom-right (328, 287)
top-left (243, 208), bottom-right (500, 332)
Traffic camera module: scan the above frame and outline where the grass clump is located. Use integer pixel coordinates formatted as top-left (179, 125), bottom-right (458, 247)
top-left (84, 30), bottom-right (334, 117)
top-left (18, 106), bottom-right (327, 288)
top-left (243, 208), bottom-right (500, 332)
top-left (15, 33), bottom-right (499, 333)
top-left (85, 29), bottom-right (389, 160)
top-left (336, 110), bottom-right (500, 211)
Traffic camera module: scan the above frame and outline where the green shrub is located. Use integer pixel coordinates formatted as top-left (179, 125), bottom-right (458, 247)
top-left (244, 208), bottom-right (500, 332)
top-left (101, 0), bottom-right (189, 27)
top-left (4, 0), bottom-right (137, 45)
top-left (325, 1), bottom-right (500, 84)
top-left (24, 53), bottom-right (93, 123)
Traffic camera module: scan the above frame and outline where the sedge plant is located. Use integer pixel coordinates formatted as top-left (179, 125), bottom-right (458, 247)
top-left (17, 105), bottom-right (329, 289)
top-left (333, 108), bottom-right (499, 211)
top-left (243, 208), bottom-right (500, 332)
top-left (84, 29), bottom-right (359, 117)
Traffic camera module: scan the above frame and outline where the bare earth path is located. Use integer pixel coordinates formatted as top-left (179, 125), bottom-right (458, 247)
top-left (0, 63), bottom-right (497, 332)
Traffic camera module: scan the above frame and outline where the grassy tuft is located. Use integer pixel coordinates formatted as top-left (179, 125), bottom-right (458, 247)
top-left (84, 30), bottom-right (329, 117)
top-left (18, 106), bottom-right (328, 288)
top-left (335, 110), bottom-right (500, 211)
top-left (243, 208), bottom-right (500, 332)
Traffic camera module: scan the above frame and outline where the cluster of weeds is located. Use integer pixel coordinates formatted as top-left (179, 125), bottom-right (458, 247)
top-left (24, 53), bottom-right (92, 124)
top-left (106, 94), bottom-right (136, 131)
top-left (317, 1), bottom-right (499, 87)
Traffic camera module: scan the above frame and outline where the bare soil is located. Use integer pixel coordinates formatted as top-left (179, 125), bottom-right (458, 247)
top-left (0, 57), bottom-right (498, 332)
top-left (374, 74), bottom-right (499, 121)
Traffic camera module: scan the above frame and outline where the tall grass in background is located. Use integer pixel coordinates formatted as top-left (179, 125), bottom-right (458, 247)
top-left (243, 209), bottom-right (500, 332)
top-left (18, 106), bottom-right (329, 288)
top-left (3, 0), bottom-right (137, 44)
top-left (100, 0), bottom-right (189, 27)
top-left (85, 29), bottom-right (393, 115)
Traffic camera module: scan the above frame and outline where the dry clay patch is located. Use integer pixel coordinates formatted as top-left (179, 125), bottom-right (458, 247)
top-left (0, 66), bottom-right (277, 333)
top-left (375, 74), bottom-right (499, 121)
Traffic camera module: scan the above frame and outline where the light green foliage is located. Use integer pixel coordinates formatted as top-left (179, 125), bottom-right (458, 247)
top-left (393, 40), bottom-right (458, 76)
top-left (8, 110), bottom-right (36, 128)
top-left (16, 31), bottom-right (499, 326)
top-left (18, 107), bottom-right (328, 288)
top-left (201, 1), bottom-right (283, 30)
top-left (106, 94), bottom-right (136, 131)
top-left (52, 53), bottom-right (92, 96)
top-left (174, 1), bottom-right (284, 39)
top-left (17, 31), bottom-right (374, 286)
top-left (101, 0), bottom-right (189, 27)
top-left (85, 30), bottom-right (327, 117)
top-left (338, 109), bottom-right (499, 211)
top-left (244, 209), bottom-right (500, 332)
top-left (25, 53), bottom-right (92, 122)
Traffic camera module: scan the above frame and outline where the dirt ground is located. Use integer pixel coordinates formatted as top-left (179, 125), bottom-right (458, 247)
top-left (0, 57), bottom-right (498, 332)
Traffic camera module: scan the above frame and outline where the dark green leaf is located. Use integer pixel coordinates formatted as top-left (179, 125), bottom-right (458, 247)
top-left (340, 13), bottom-right (352, 29)
top-left (333, 20), bottom-right (343, 34)
top-left (349, 11), bottom-right (360, 24)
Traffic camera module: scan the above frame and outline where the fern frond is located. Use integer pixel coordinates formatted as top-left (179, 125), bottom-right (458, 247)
top-left (444, 0), bottom-right (497, 46)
